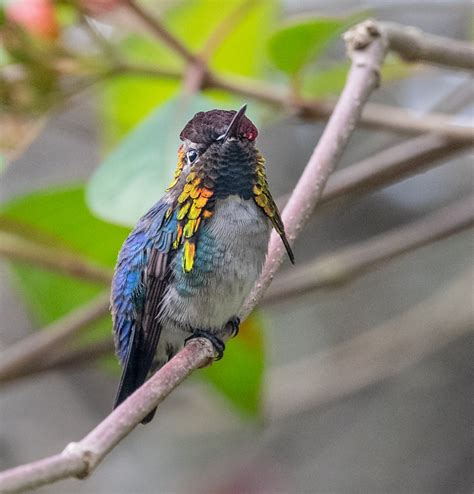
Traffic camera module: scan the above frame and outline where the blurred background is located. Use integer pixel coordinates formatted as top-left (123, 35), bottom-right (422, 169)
top-left (0, 0), bottom-right (473, 493)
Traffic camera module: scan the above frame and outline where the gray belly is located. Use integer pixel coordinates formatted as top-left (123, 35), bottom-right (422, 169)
top-left (156, 196), bottom-right (270, 361)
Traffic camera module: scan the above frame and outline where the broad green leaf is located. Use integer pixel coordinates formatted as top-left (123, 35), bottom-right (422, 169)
top-left (89, 93), bottom-right (262, 226)
top-left (200, 312), bottom-right (265, 417)
top-left (210, 0), bottom-right (277, 77)
top-left (0, 185), bottom-right (128, 340)
top-left (100, 34), bottom-right (180, 148)
top-left (267, 16), bottom-right (348, 76)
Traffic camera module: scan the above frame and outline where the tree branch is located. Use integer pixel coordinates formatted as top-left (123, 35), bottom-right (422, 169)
top-left (380, 21), bottom-right (474, 70)
top-left (116, 60), bottom-right (473, 142)
top-left (240, 19), bottom-right (388, 320)
top-left (266, 267), bottom-right (474, 419)
top-left (0, 338), bottom-right (214, 493)
top-left (124, 0), bottom-right (197, 64)
top-left (0, 232), bottom-right (113, 285)
top-left (264, 196), bottom-right (474, 305)
top-left (205, 72), bottom-right (473, 143)
top-left (14, 338), bottom-right (115, 379)
top-left (105, 15), bottom-right (474, 143)
top-left (277, 134), bottom-right (471, 209)
top-left (0, 293), bottom-right (110, 384)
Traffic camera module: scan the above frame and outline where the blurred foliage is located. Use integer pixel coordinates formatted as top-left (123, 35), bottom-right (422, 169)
top-left (0, 186), bottom-right (124, 326)
top-left (0, 0), bottom-right (409, 417)
top-left (267, 16), bottom-right (349, 76)
top-left (101, 0), bottom-right (275, 147)
top-left (200, 312), bottom-right (265, 417)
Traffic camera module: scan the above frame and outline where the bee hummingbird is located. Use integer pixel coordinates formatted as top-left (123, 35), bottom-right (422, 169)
top-left (111, 105), bottom-right (294, 423)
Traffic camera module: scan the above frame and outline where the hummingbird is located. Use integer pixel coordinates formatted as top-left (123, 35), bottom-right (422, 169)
top-left (111, 105), bottom-right (294, 423)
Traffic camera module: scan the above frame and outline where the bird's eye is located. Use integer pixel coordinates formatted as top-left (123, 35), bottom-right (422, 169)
top-left (187, 149), bottom-right (198, 164)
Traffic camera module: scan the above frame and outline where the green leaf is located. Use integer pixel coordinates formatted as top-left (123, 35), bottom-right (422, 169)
top-left (210, 0), bottom-right (277, 77)
top-left (0, 185), bottom-right (127, 331)
top-left (200, 312), bottom-right (265, 417)
top-left (89, 94), bottom-right (214, 226)
top-left (267, 16), bottom-right (348, 76)
top-left (100, 34), bottom-right (180, 148)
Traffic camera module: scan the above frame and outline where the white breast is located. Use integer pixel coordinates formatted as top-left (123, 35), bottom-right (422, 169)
top-left (161, 195), bottom-right (271, 331)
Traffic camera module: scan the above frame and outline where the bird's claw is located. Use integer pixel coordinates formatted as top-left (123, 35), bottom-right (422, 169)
top-left (226, 316), bottom-right (240, 338)
top-left (186, 330), bottom-right (225, 361)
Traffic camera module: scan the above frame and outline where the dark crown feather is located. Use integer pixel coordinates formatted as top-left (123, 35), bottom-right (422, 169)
top-left (180, 109), bottom-right (258, 144)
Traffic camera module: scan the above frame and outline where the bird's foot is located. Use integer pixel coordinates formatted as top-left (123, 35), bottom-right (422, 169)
top-left (226, 316), bottom-right (240, 338)
top-left (186, 330), bottom-right (225, 361)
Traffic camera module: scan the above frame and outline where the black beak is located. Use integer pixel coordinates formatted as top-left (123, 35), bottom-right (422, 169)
top-left (222, 104), bottom-right (247, 140)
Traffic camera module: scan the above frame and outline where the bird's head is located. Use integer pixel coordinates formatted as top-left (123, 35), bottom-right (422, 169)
top-left (168, 105), bottom-right (260, 200)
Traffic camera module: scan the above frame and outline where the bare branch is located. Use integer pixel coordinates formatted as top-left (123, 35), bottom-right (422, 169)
top-left (320, 135), bottom-right (471, 204)
top-left (19, 338), bottom-right (115, 378)
top-left (264, 196), bottom-right (474, 304)
top-left (380, 21), bottom-right (474, 70)
top-left (240, 19), bottom-right (389, 320)
top-left (357, 102), bottom-right (473, 141)
top-left (124, 0), bottom-right (197, 64)
top-left (0, 339), bottom-right (214, 493)
top-left (267, 268), bottom-right (474, 419)
top-left (277, 134), bottom-right (471, 209)
top-left (113, 16), bottom-right (474, 143)
top-left (0, 232), bottom-right (113, 285)
top-left (0, 293), bottom-right (110, 385)
top-left (205, 72), bottom-right (473, 143)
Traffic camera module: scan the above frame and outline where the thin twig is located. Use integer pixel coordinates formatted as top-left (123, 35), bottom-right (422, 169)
top-left (19, 338), bottom-right (115, 378)
top-left (264, 196), bottom-right (474, 305)
top-left (277, 134), bottom-right (471, 209)
top-left (380, 21), bottom-right (474, 70)
top-left (124, 0), bottom-right (197, 64)
top-left (267, 267), bottom-right (474, 418)
top-left (320, 135), bottom-right (470, 204)
top-left (205, 72), bottom-right (473, 143)
top-left (0, 232), bottom-right (113, 285)
top-left (0, 293), bottom-right (110, 384)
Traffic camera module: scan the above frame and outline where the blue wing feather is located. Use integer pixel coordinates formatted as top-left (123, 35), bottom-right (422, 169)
top-left (111, 199), bottom-right (176, 362)
top-left (111, 199), bottom-right (179, 421)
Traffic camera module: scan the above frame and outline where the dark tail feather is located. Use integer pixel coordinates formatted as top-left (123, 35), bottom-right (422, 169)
top-left (113, 325), bottom-right (164, 424)
top-left (141, 407), bottom-right (157, 424)
top-left (114, 368), bottom-right (157, 424)
top-left (113, 328), bottom-right (154, 424)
